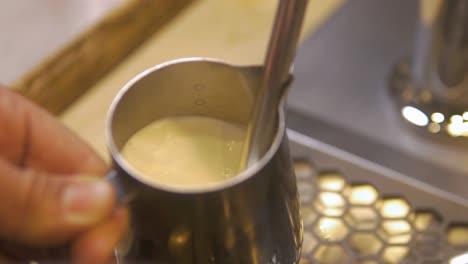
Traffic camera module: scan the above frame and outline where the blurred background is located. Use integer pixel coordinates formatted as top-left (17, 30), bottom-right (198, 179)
top-left (0, 0), bottom-right (125, 85)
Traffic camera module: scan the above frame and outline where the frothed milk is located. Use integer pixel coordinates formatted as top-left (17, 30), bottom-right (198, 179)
top-left (121, 116), bottom-right (246, 187)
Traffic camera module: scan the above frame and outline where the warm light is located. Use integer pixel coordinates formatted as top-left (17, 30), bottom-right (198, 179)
top-left (414, 211), bottom-right (440, 231)
top-left (168, 227), bottom-right (191, 255)
top-left (345, 207), bottom-right (379, 230)
top-left (431, 112), bottom-right (445, 123)
top-left (384, 220), bottom-right (411, 233)
top-left (316, 192), bottom-right (346, 216)
top-left (382, 246), bottom-right (409, 263)
top-left (464, 112), bottom-right (468, 120)
top-left (451, 115), bottom-right (464, 124)
top-left (317, 173), bottom-right (346, 191)
top-left (447, 122), bottom-right (468, 137)
top-left (314, 245), bottom-right (348, 263)
top-left (402, 106), bottom-right (429, 126)
top-left (319, 192), bottom-right (345, 208)
top-left (349, 185), bottom-right (378, 205)
top-left (315, 218), bottom-right (348, 242)
top-left (451, 252), bottom-right (468, 264)
top-left (428, 122), bottom-right (441, 133)
top-left (349, 232), bottom-right (382, 256)
top-left (380, 220), bottom-right (412, 244)
top-left (380, 199), bottom-right (410, 218)
top-left (357, 261), bottom-right (379, 264)
top-left (293, 160), bottom-right (314, 180)
top-left (448, 225), bottom-right (468, 246)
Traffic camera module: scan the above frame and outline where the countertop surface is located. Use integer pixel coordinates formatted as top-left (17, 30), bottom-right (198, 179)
top-left (0, 0), bottom-right (125, 84)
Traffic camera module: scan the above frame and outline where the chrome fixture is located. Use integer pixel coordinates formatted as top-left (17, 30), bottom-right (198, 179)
top-left (390, 0), bottom-right (468, 140)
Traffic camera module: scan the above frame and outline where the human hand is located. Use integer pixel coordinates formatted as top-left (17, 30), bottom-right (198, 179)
top-left (0, 86), bottom-right (128, 263)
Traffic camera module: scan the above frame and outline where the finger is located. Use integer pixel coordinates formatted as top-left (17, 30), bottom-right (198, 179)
top-left (0, 86), bottom-right (107, 175)
top-left (72, 207), bottom-right (129, 264)
top-left (0, 159), bottom-right (115, 246)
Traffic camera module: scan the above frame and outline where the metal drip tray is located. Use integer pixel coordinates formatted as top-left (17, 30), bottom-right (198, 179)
top-left (289, 130), bottom-right (468, 263)
top-left (286, 2), bottom-right (468, 260)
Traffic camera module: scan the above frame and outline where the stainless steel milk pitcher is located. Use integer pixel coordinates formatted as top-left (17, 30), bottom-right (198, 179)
top-left (105, 58), bottom-right (302, 264)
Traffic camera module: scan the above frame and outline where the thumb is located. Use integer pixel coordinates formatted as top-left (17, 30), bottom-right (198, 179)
top-left (0, 159), bottom-right (115, 246)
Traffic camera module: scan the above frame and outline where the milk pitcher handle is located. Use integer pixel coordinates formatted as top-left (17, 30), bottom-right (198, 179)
top-left (106, 170), bottom-right (134, 204)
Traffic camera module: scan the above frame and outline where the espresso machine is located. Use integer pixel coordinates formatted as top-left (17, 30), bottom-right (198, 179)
top-left (285, 0), bottom-right (468, 263)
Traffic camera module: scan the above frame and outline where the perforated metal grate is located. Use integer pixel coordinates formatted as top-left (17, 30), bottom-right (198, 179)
top-left (294, 160), bottom-right (468, 264)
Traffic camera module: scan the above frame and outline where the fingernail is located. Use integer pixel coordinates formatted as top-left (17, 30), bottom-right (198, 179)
top-left (62, 177), bottom-right (113, 225)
